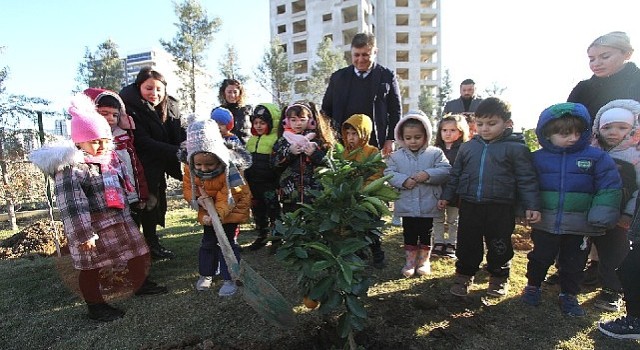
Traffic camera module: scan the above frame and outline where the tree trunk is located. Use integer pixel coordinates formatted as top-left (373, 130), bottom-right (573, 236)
top-left (5, 199), bottom-right (17, 231)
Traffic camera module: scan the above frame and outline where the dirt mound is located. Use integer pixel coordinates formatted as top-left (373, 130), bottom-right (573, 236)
top-left (512, 224), bottom-right (533, 251)
top-left (0, 220), bottom-right (67, 259)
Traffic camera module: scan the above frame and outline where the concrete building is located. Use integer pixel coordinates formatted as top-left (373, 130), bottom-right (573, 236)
top-left (269, 0), bottom-right (441, 113)
top-left (123, 48), bottom-right (181, 96)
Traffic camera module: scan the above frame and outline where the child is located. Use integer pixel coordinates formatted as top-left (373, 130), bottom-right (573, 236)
top-left (29, 95), bottom-right (166, 322)
top-left (521, 102), bottom-right (622, 317)
top-left (272, 101), bottom-right (335, 214)
top-left (211, 107), bottom-right (253, 171)
top-left (271, 102), bottom-right (335, 252)
top-left (438, 97), bottom-right (541, 297)
top-left (342, 113), bottom-right (388, 268)
top-left (182, 117), bottom-right (251, 296)
top-left (589, 99), bottom-right (640, 311)
top-left (599, 195), bottom-right (640, 339)
top-left (432, 114), bottom-right (470, 258)
top-left (244, 103), bottom-right (282, 251)
top-left (84, 88), bottom-right (149, 210)
top-left (385, 111), bottom-right (451, 277)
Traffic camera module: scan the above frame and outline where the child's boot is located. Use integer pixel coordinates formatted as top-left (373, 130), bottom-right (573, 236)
top-left (487, 276), bottom-right (509, 297)
top-left (416, 244), bottom-right (431, 276)
top-left (401, 245), bottom-right (419, 277)
top-left (87, 302), bottom-right (125, 322)
top-left (450, 273), bottom-right (474, 297)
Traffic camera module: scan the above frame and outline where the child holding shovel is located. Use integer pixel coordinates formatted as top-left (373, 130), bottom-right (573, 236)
top-left (182, 117), bottom-right (251, 296)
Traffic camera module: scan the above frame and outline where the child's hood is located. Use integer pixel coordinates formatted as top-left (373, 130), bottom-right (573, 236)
top-left (29, 141), bottom-right (83, 176)
top-left (536, 102), bottom-right (591, 153)
top-left (251, 103), bottom-right (281, 136)
top-left (341, 114), bottom-right (372, 151)
top-left (592, 99), bottom-right (640, 150)
top-left (84, 88), bottom-right (135, 130)
top-left (393, 110), bottom-right (433, 149)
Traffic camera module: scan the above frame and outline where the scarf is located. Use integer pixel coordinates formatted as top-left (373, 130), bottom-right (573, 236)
top-left (84, 152), bottom-right (130, 209)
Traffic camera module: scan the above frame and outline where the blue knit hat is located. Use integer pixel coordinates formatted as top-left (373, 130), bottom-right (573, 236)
top-left (211, 107), bottom-right (234, 130)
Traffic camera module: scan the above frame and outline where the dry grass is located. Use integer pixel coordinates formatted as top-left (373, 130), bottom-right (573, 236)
top-left (1, 200), bottom-right (639, 349)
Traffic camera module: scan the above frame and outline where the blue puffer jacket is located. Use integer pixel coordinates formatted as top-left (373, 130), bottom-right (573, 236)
top-left (441, 128), bottom-right (540, 213)
top-left (532, 102), bottom-right (622, 236)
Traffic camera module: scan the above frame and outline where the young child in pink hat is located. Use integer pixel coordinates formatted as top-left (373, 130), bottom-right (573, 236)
top-left (29, 94), bottom-right (167, 322)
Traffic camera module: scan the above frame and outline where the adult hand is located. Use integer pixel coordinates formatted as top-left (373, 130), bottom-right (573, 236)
top-left (382, 140), bottom-right (394, 157)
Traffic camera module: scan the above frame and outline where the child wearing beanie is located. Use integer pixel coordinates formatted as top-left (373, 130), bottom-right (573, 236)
top-left (211, 107), bottom-right (252, 171)
top-left (182, 117), bottom-right (251, 296)
top-left (244, 103), bottom-right (282, 251)
top-left (84, 88), bottom-right (150, 210)
top-left (588, 99), bottom-right (640, 312)
top-left (29, 94), bottom-right (167, 323)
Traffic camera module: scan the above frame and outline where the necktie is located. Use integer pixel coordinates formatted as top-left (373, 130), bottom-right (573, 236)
top-left (358, 71), bottom-right (366, 79)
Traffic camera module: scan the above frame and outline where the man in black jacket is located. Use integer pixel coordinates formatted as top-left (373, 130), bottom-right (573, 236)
top-left (321, 32), bottom-right (401, 156)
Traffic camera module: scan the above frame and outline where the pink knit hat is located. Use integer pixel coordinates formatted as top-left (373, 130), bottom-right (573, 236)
top-left (69, 94), bottom-right (113, 143)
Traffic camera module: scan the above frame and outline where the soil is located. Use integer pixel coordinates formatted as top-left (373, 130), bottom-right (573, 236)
top-left (0, 220), bottom-right (67, 259)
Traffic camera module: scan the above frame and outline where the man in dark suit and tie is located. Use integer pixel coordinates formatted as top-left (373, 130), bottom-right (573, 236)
top-left (322, 32), bottom-right (402, 156)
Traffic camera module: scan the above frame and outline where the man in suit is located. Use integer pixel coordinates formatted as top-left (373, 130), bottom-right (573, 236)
top-left (444, 79), bottom-right (483, 115)
top-left (322, 32), bottom-right (401, 156)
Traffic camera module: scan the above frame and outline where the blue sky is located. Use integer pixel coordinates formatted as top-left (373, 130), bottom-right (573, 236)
top-left (2, 0), bottom-right (639, 130)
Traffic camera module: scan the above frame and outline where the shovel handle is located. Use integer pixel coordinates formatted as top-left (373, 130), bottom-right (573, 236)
top-left (201, 197), bottom-right (241, 280)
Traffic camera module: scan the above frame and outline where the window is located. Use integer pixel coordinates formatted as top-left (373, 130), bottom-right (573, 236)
top-left (397, 68), bottom-right (409, 80)
top-left (277, 4), bottom-right (285, 14)
top-left (293, 40), bottom-right (307, 54)
top-left (292, 0), bottom-right (305, 14)
top-left (277, 24), bottom-right (286, 34)
top-left (294, 80), bottom-right (307, 94)
top-left (293, 20), bottom-right (306, 34)
top-left (294, 60), bottom-right (308, 74)
top-left (342, 5), bottom-right (358, 23)
top-left (396, 14), bottom-right (409, 26)
top-left (396, 32), bottom-right (409, 44)
top-left (322, 13), bottom-right (332, 22)
top-left (395, 0), bottom-right (408, 6)
top-left (396, 50), bottom-right (409, 62)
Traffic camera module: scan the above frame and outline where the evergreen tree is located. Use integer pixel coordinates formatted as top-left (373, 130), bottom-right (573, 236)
top-left (302, 37), bottom-right (346, 103)
top-left (160, 0), bottom-right (221, 113)
top-left (418, 85), bottom-right (437, 124)
top-left (218, 43), bottom-right (248, 83)
top-left (483, 81), bottom-right (507, 97)
top-left (437, 69), bottom-right (452, 118)
top-left (0, 47), bottom-right (7, 95)
top-left (255, 37), bottom-right (294, 107)
top-left (76, 38), bottom-right (124, 92)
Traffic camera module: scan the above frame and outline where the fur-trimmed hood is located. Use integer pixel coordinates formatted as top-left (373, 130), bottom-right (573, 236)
top-left (394, 110), bottom-right (433, 150)
top-left (29, 141), bottom-right (84, 176)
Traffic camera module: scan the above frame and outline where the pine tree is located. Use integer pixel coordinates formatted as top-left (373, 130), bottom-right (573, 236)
top-left (437, 69), bottom-right (452, 118)
top-left (160, 0), bottom-right (221, 113)
top-left (218, 43), bottom-right (248, 82)
top-left (76, 38), bottom-right (124, 92)
top-left (302, 37), bottom-right (346, 103)
top-left (255, 37), bottom-right (294, 107)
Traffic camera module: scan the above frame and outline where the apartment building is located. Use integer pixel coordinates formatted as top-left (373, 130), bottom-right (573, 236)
top-left (269, 0), bottom-right (441, 112)
top-left (123, 48), bottom-right (181, 95)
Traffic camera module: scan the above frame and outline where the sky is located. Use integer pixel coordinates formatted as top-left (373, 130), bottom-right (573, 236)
top-left (1, 0), bottom-right (639, 131)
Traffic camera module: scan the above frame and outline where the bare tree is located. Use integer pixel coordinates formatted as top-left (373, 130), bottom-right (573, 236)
top-left (302, 37), bottom-right (346, 103)
top-left (160, 0), bottom-right (221, 113)
top-left (254, 37), bottom-right (294, 107)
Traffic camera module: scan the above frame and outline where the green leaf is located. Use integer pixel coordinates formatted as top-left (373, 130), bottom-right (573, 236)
top-left (309, 276), bottom-right (334, 300)
top-left (337, 238), bottom-right (371, 256)
top-left (337, 257), bottom-right (353, 285)
top-left (294, 247), bottom-right (308, 258)
top-left (345, 295), bottom-right (367, 318)
top-left (311, 260), bottom-right (334, 271)
top-left (330, 210), bottom-right (341, 223)
top-left (318, 290), bottom-right (343, 313)
top-left (337, 313), bottom-right (352, 338)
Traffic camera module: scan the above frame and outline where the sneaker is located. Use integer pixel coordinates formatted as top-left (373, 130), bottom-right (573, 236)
top-left (543, 271), bottom-right (560, 285)
top-left (218, 280), bottom-right (238, 297)
top-left (432, 243), bottom-right (446, 257)
top-left (444, 243), bottom-right (456, 258)
top-left (598, 316), bottom-right (640, 340)
top-left (487, 276), bottom-right (509, 298)
top-left (521, 285), bottom-right (542, 306)
top-left (196, 276), bottom-right (213, 291)
top-left (248, 235), bottom-right (268, 251)
top-left (594, 289), bottom-right (622, 312)
top-left (582, 260), bottom-right (600, 286)
top-left (450, 274), bottom-right (473, 297)
top-left (559, 293), bottom-right (586, 317)
top-left (391, 215), bottom-right (402, 226)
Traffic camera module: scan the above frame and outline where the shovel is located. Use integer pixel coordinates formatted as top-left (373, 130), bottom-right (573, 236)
top-left (201, 197), bottom-right (296, 328)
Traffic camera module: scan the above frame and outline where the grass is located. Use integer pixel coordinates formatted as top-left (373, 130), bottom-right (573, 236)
top-left (1, 201), bottom-right (639, 350)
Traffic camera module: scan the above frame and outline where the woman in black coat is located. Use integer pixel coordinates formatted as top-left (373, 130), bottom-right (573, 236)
top-left (217, 78), bottom-right (252, 144)
top-left (119, 67), bottom-right (186, 260)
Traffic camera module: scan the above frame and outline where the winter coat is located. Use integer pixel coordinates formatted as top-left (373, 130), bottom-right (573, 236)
top-left (341, 113), bottom-right (383, 182)
top-left (532, 102), bottom-right (622, 236)
top-left (223, 133), bottom-right (252, 171)
top-left (443, 97), bottom-right (483, 114)
top-left (182, 166), bottom-right (251, 225)
top-left (322, 63), bottom-right (402, 148)
top-left (221, 103), bottom-right (252, 144)
top-left (384, 113), bottom-right (451, 218)
top-left (119, 84), bottom-right (186, 193)
top-left (568, 62), bottom-right (640, 122)
top-left (592, 99), bottom-right (640, 216)
top-left (245, 103), bottom-right (282, 187)
top-left (441, 128), bottom-right (540, 213)
top-left (272, 130), bottom-right (327, 205)
top-left (29, 142), bottom-right (148, 270)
